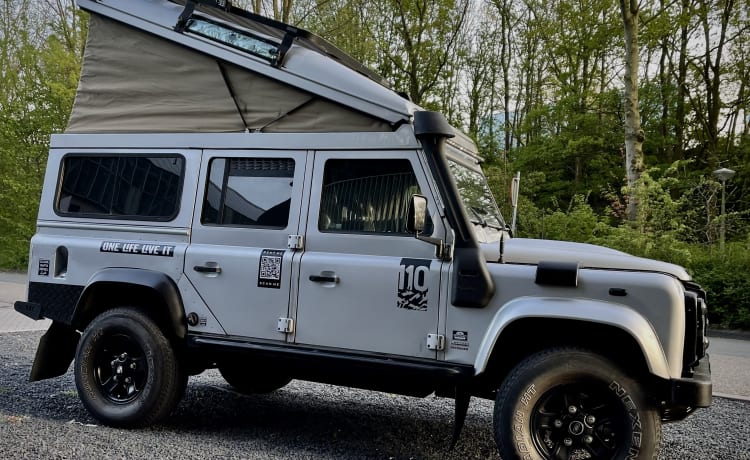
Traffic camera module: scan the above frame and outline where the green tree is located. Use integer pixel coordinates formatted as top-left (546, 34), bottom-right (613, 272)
top-left (364, 0), bottom-right (470, 107)
top-left (0, 0), bottom-right (85, 267)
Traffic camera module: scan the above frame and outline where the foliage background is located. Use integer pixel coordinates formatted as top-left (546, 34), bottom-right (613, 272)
top-left (1, 0), bottom-right (748, 328)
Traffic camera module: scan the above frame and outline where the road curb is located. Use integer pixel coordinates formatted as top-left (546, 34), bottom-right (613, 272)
top-left (707, 328), bottom-right (750, 341)
top-left (0, 270), bottom-right (27, 284)
top-left (712, 392), bottom-right (750, 402)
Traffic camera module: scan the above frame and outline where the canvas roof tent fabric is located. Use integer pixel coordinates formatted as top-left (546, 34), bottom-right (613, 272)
top-left (66, 14), bottom-right (392, 133)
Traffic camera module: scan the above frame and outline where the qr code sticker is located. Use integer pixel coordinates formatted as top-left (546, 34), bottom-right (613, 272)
top-left (257, 249), bottom-right (284, 289)
top-left (260, 255), bottom-right (282, 280)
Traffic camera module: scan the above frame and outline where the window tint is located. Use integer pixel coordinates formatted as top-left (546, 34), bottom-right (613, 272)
top-left (57, 155), bottom-right (183, 220)
top-left (202, 157), bottom-right (294, 228)
top-left (319, 159), bottom-right (432, 234)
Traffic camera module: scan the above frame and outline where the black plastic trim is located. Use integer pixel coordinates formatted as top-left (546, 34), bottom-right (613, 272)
top-left (25, 282), bottom-right (84, 324)
top-left (682, 290), bottom-right (699, 370)
top-left (661, 353), bottom-right (712, 420)
top-left (14, 301), bottom-right (43, 321)
top-left (190, 334), bottom-right (472, 375)
top-left (76, 268), bottom-right (187, 339)
top-left (683, 282), bottom-right (708, 364)
top-left (413, 111), bottom-right (455, 138)
top-left (188, 333), bottom-right (473, 397)
top-left (174, 0), bottom-right (196, 32)
top-left (535, 261), bottom-right (579, 287)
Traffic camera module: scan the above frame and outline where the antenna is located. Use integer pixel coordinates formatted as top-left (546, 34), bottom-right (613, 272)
top-left (510, 171), bottom-right (520, 235)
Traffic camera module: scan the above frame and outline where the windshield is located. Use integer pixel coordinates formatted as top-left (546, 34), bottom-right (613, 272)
top-left (448, 160), bottom-right (506, 242)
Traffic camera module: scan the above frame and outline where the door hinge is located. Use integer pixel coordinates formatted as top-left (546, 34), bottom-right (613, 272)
top-left (288, 234), bottom-right (304, 250)
top-left (277, 317), bottom-right (295, 333)
top-left (426, 334), bottom-right (445, 351)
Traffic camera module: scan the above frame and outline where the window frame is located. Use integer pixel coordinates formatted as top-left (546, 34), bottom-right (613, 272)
top-left (200, 156), bottom-right (296, 230)
top-left (183, 16), bottom-right (280, 64)
top-left (316, 157), bottom-right (433, 237)
top-left (54, 152), bottom-right (186, 222)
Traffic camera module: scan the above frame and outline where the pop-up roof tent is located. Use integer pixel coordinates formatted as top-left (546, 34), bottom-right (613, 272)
top-left (67, 0), bottom-right (413, 134)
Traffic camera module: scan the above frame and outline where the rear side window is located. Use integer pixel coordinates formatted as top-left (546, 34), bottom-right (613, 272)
top-left (201, 157), bottom-right (295, 228)
top-left (56, 155), bottom-right (184, 220)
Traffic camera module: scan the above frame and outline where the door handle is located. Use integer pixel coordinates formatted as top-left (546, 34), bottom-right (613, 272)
top-left (193, 265), bottom-right (222, 274)
top-left (309, 274), bottom-right (339, 284)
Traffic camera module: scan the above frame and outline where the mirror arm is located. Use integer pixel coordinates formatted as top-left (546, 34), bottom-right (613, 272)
top-left (415, 234), bottom-right (451, 261)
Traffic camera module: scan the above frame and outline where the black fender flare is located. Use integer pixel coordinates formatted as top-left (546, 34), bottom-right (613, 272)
top-left (74, 268), bottom-right (187, 340)
top-left (29, 269), bottom-right (187, 382)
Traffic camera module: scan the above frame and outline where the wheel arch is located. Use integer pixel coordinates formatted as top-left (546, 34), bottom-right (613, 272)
top-left (30, 269), bottom-right (187, 382)
top-left (474, 297), bottom-right (671, 384)
top-left (74, 268), bottom-right (187, 340)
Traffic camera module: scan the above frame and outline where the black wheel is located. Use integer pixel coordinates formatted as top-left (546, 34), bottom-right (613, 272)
top-left (218, 363), bottom-right (291, 394)
top-left (494, 348), bottom-right (661, 460)
top-left (74, 307), bottom-right (187, 427)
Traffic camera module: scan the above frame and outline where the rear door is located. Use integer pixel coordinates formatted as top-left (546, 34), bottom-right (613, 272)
top-left (186, 150), bottom-right (307, 340)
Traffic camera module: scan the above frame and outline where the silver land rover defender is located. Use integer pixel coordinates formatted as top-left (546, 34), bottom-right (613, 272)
top-left (14, 0), bottom-right (711, 458)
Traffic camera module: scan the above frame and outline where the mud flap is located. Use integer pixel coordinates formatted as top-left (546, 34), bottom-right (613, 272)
top-left (450, 387), bottom-right (471, 450)
top-left (29, 322), bottom-right (80, 382)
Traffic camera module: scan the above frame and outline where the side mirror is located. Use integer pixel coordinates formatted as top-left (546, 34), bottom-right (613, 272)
top-left (407, 194), bottom-right (449, 260)
top-left (407, 194), bottom-right (428, 234)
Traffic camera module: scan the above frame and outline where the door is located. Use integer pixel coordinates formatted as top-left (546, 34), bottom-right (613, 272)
top-left (186, 150), bottom-right (307, 340)
top-left (294, 151), bottom-right (445, 359)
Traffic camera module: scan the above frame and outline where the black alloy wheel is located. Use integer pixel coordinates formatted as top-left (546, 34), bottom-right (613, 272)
top-left (529, 381), bottom-right (627, 459)
top-left (93, 332), bottom-right (148, 404)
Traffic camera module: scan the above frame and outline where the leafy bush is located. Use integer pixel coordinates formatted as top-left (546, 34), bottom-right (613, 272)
top-left (688, 241), bottom-right (750, 330)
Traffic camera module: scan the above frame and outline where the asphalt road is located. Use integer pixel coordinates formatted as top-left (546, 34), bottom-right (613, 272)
top-left (1, 271), bottom-right (749, 458)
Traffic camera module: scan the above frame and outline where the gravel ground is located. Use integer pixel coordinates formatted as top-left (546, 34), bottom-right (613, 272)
top-left (1, 330), bottom-right (748, 459)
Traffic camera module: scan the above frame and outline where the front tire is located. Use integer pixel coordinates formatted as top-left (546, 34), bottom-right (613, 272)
top-left (74, 307), bottom-right (186, 427)
top-left (494, 347), bottom-right (661, 460)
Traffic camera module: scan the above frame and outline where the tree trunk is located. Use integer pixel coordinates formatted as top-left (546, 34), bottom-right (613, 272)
top-left (675, 0), bottom-right (689, 160)
top-left (658, 0), bottom-right (671, 162)
top-left (620, 0), bottom-right (644, 221)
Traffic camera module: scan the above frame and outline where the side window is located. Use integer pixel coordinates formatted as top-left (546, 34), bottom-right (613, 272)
top-left (319, 158), bottom-right (432, 234)
top-left (56, 155), bottom-right (184, 220)
top-left (202, 157), bottom-right (294, 228)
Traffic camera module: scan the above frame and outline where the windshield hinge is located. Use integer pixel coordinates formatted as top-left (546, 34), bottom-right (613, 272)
top-left (426, 334), bottom-right (445, 351)
top-left (440, 243), bottom-right (453, 261)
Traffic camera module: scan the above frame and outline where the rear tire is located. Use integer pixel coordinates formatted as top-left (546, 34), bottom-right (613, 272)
top-left (494, 347), bottom-right (661, 460)
top-left (218, 363), bottom-right (291, 394)
top-left (74, 307), bottom-right (186, 427)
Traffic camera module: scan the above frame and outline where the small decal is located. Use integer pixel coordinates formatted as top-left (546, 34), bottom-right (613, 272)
top-left (450, 330), bottom-right (470, 351)
top-left (100, 241), bottom-right (175, 257)
top-left (258, 249), bottom-right (284, 289)
top-left (38, 259), bottom-right (50, 277)
top-left (397, 258), bottom-right (430, 311)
